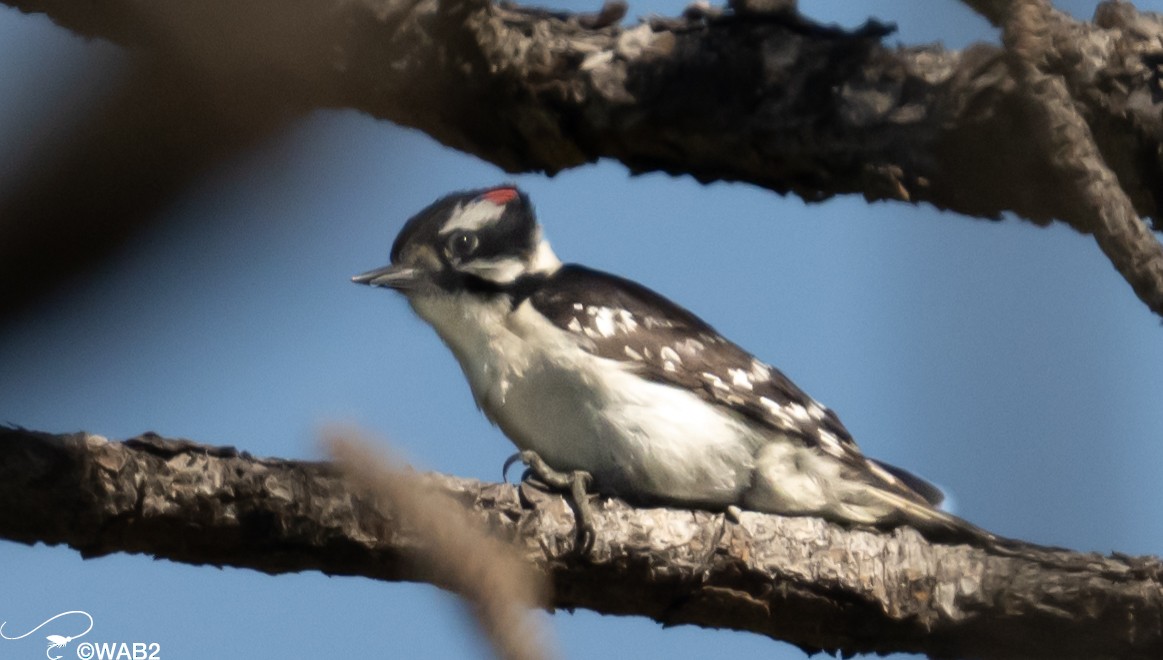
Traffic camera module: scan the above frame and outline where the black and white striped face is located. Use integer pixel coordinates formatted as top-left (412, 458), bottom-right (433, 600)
top-left (353, 186), bottom-right (561, 295)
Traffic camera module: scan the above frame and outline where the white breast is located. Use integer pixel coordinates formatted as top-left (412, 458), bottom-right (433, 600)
top-left (408, 292), bottom-right (763, 507)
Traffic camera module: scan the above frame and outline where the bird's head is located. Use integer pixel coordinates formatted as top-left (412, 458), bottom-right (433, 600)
top-left (352, 185), bottom-right (561, 297)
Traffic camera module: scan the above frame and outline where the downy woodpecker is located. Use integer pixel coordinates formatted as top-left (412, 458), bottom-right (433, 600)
top-left (354, 185), bottom-right (991, 546)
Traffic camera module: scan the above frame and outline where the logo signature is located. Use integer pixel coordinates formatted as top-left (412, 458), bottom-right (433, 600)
top-left (1, 610), bottom-right (93, 660)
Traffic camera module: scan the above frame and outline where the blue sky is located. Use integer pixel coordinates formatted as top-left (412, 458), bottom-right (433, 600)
top-left (2, 1), bottom-right (1162, 658)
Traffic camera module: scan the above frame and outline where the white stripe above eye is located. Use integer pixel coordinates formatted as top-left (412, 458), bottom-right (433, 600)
top-left (439, 200), bottom-right (507, 234)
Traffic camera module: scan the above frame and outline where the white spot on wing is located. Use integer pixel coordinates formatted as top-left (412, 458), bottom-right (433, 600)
top-left (568, 318), bottom-right (582, 333)
top-left (593, 307), bottom-right (616, 337)
top-left (728, 368), bottom-right (753, 390)
top-left (643, 317), bottom-right (675, 329)
top-left (788, 404), bottom-right (811, 422)
top-left (807, 402), bottom-right (827, 420)
top-left (659, 346), bottom-right (681, 364)
top-left (760, 397), bottom-right (797, 428)
top-left (702, 372), bottom-right (730, 391)
top-left (816, 430), bottom-right (844, 457)
top-left (749, 359), bottom-right (771, 381)
top-left (664, 361), bottom-right (677, 372)
top-left (624, 345), bottom-right (643, 360)
top-left (616, 310), bottom-right (637, 332)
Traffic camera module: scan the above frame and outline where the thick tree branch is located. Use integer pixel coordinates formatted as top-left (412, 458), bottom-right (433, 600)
top-left (6, 0), bottom-right (1161, 227)
top-left (4, 0), bottom-right (1163, 317)
top-left (965, 0), bottom-right (1163, 314)
top-left (1, 427), bottom-right (1160, 659)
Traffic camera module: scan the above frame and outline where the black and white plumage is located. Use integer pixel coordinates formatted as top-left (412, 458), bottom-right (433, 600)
top-left (353, 185), bottom-right (985, 541)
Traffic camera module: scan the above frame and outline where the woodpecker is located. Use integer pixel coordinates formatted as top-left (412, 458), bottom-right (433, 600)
top-left (353, 185), bottom-right (994, 547)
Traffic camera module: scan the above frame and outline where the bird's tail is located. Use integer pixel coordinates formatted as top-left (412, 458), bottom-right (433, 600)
top-left (863, 485), bottom-right (1068, 564)
top-left (856, 457), bottom-right (1062, 557)
top-left (864, 485), bottom-right (1001, 547)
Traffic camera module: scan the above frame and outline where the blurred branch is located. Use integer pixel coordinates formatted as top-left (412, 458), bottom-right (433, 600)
top-left (3, 0), bottom-right (1163, 317)
top-left (1, 427), bottom-right (1160, 659)
top-left (326, 431), bottom-right (555, 660)
top-left (0, 59), bottom-right (301, 323)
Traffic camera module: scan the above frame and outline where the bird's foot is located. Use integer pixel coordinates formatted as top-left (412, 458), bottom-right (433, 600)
top-left (503, 450), bottom-right (596, 555)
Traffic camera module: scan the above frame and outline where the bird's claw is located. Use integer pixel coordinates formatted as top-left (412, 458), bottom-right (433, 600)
top-left (502, 451), bottom-right (527, 483)
top-left (503, 450), bottom-right (596, 555)
top-left (566, 469), bottom-right (596, 555)
top-left (725, 504), bottom-right (743, 524)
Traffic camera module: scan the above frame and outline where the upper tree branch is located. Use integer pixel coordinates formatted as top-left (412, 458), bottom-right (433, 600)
top-left (5, 0), bottom-right (1163, 316)
top-left (5, 0), bottom-right (1161, 229)
top-left (1, 427), bottom-right (1160, 659)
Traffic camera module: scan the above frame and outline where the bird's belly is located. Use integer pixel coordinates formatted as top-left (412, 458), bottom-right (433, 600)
top-left (485, 355), bottom-right (761, 508)
top-left (422, 294), bottom-right (761, 509)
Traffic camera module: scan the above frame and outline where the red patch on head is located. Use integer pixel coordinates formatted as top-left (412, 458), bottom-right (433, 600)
top-left (480, 187), bottom-right (519, 205)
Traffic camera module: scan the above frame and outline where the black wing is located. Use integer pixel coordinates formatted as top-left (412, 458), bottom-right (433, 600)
top-left (528, 266), bottom-right (853, 446)
top-left (526, 265), bottom-right (942, 506)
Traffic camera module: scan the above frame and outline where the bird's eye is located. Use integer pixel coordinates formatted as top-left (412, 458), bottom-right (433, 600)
top-left (448, 232), bottom-right (479, 259)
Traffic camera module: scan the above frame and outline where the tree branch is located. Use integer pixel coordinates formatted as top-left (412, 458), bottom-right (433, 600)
top-left (5, 0), bottom-right (1159, 228)
top-left (4, 0), bottom-right (1163, 316)
top-left (2, 427), bottom-right (1160, 658)
top-left (966, 0), bottom-right (1163, 315)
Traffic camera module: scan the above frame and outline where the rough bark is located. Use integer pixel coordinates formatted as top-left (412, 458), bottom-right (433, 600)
top-left (6, 0), bottom-right (1161, 226)
top-left (3, 0), bottom-right (1163, 316)
top-left (978, 0), bottom-right (1163, 316)
top-left (1, 427), bottom-right (1160, 659)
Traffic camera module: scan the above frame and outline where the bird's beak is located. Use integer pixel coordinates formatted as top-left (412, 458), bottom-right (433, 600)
top-left (351, 263), bottom-right (422, 291)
